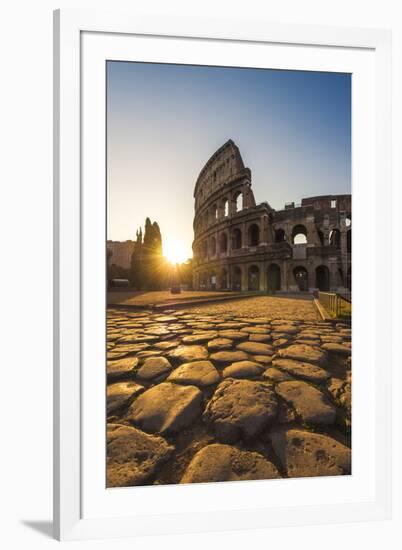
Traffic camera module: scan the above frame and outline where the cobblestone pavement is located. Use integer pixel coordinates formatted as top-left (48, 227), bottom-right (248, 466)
top-left (106, 297), bottom-right (351, 487)
top-left (108, 289), bottom-right (241, 307)
top-left (185, 295), bottom-right (320, 320)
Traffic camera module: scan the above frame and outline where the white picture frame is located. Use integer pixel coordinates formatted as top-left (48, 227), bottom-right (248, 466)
top-left (53, 8), bottom-right (392, 541)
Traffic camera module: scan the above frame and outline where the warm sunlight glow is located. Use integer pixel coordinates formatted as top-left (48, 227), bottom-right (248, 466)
top-left (164, 239), bottom-right (189, 265)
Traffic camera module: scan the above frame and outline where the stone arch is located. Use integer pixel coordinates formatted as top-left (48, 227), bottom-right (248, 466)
top-left (233, 190), bottom-right (243, 213)
top-left (232, 266), bottom-right (242, 291)
top-left (267, 263), bottom-right (281, 292)
top-left (219, 232), bottom-right (228, 254)
top-left (315, 265), bottom-right (330, 291)
top-left (292, 224), bottom-right (308, 244)
top-left (211, 204), bottom-right (218, 221)
top-left (248, 265), bottom-right (260, 291)
top-left (293, 265), bottom-right (309, 291)
top-left (223, 198), bottom-right (229, 217)
top-left (329, 228), bottom-right (341, 249)
top-left (274, 228), bottom-right (286, 243)
top-left (248, 223), bottom-right (260, 246)
top-left (232, 228), bottom-right (242, 250)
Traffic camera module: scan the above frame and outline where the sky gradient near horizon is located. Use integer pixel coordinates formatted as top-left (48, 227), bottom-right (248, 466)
top-left (107, 61), bottom-right (351, 260)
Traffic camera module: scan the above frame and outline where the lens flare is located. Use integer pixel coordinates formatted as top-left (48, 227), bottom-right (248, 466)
top-left (163, 239), bottom-right (189, 265)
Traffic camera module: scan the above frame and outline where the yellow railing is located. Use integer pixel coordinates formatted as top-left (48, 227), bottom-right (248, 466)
top-left (318, 291), bottom-right (352, 319)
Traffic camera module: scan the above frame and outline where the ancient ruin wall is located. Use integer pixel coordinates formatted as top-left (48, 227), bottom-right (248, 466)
top-left (192, 140), bottom-right (351, 293)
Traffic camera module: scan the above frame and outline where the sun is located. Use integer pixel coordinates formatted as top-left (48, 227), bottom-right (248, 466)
top-left (164, 239), bottom-right (189, 265)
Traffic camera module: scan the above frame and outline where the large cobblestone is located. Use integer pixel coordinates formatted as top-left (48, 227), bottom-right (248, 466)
top-left (106, 296), bottom-right (351, 486)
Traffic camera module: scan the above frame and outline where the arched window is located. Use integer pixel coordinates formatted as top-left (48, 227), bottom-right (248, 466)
top-left (219, 232), bottom-right (228, 254)
top-left (248, 265), bottom-right (260, 291)
top-left (267, 264), bottom-right (281, 292)
top-left (347, 229), bottom-right (351, 253)
top-left (248, 224), bottom-right (260, 246)
top-left (234, 191), bottom-right (243, 213)
top-left (329, 228), bottom-right (341, 249)
top-left (293, 266), bottom-right (309, 291)
top-left (345, 214), bottom-right (351, 227)
top-left (315, 265), bottom-right (330, 291)
top-left (223, 199), bottom-right (229, 217)
top-left (232, 228), bottom-right (242, 250)
top-left (212, 204), bottom-right (218, 221)
top-left (292, 224), bottom-right (308, 244)
top-left (274, 228), bottom-right (286, 243)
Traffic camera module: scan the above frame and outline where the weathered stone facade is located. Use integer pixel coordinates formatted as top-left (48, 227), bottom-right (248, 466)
top-left (107, 240), bottom-right (134, 270)
top-left (192, 140), bottom-right (351, 293)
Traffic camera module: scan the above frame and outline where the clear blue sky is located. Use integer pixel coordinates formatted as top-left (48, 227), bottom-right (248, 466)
top-left (107, 61), bottom-right (351, 259)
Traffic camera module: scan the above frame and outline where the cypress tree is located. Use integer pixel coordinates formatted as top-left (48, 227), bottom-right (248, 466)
top-left (129, 218), bottom-right (166, 290)
top-left (129, 227), bottom-right (143, 288)
top-left (142, 218), bottom-right (164, 290)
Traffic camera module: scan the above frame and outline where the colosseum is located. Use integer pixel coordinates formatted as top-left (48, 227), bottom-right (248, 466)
top-left (192, 140), bottom-right (351, 294)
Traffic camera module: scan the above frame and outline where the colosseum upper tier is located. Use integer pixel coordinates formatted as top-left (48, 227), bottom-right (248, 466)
top-left (192, 140), bottom-right (351, 293)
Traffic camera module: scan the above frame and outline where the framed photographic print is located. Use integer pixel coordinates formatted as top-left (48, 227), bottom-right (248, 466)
top-left (54, 9), bottom-right (392, 541)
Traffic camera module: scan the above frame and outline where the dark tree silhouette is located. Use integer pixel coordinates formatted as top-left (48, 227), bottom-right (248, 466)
top-left (129, 218), bottom-right (165, 290)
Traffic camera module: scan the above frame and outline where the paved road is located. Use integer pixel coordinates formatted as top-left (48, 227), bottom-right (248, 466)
top-left (185, 295), bottom-right (320, 320)
top-left (108, 289), bottom-right (241, 307)
top-left (106, 296), bottom-right (351, 488)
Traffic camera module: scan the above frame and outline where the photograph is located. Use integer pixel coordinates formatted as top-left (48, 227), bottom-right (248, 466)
top-left (105, 61), bottom-right (352, 488)
top-left (0, 0), bottom-right (395, 545)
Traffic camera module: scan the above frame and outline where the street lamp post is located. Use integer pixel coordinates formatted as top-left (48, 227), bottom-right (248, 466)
top-left (170, 263), bottom-right (181, 294)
